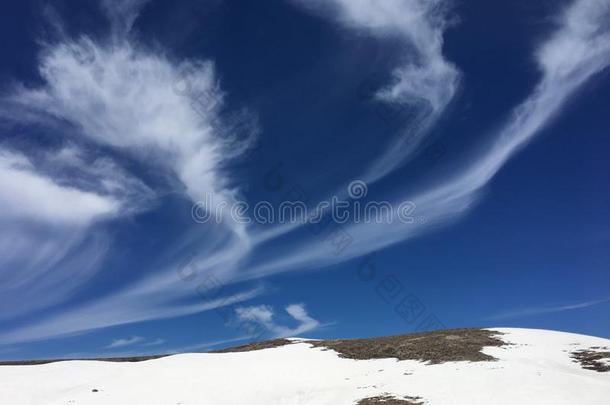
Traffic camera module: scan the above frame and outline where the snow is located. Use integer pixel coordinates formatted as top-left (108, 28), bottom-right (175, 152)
top-left (0, 328), bottom-right (608, 404)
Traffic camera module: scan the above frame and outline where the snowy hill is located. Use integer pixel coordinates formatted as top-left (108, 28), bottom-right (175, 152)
top-left (1, 328), bottom-right (608, 404)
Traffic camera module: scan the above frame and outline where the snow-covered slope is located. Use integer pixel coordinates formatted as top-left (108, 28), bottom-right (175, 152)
top-left (0, 328), bottom-right (608, 404)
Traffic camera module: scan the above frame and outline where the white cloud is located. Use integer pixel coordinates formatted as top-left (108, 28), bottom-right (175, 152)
top-left (236, 305), bottom-right (275, 324)
top-left (105, 336), bottom-right (144, 349)
top-left (235, 303), bottom-right (321, 338)
top-left (285, 303), bottom-right (322, 335)
top-left (0, 150), bottom-right (118, 226)
top-left (11, 40), bottom-right (255, 221)
top-left (294, 0), bottom-right (460, 181)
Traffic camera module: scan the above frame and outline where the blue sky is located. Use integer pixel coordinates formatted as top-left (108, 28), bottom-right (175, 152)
top-left (0, 0), bottom-right (609, 360)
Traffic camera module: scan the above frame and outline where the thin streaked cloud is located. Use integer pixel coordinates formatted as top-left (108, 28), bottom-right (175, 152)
top-left (488, 298), bottom-right (610, 320)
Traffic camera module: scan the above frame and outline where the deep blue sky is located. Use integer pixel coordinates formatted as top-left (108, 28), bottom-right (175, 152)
top-left (0, 0), bottom-right (609, 360)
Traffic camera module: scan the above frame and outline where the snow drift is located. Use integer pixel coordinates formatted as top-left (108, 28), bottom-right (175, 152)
top-left (0, 328), bottom-right (608, 404)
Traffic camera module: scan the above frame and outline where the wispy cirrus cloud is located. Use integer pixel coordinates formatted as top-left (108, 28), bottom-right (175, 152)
top-left (238, 0), bottom-right (610, 282)
top-left (0, 0), bottom-right (259, 344)
top-left (142, 338), bottom-right (166, 347)
top-left (488, 297), bottom-right (610, 320)
top-left (2, 0), bottom-right (609, 347)
top-left (105, 336), bottom-right (144, 349)
top-left (294, 0), bottom-right (460, 182)
top-left (0, 147), bottom-right (141, 319)
top-left (105, 336), bottom-right (166, 349)
top-left (236, 0), bottom-right (461, 281)
top-left (0, 280), bottom-right (265, 345)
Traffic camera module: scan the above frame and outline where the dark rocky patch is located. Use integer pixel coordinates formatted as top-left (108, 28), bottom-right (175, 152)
top-left (210, 329), bottom-right (506, 363)
top-left (311, 328), bottom-right (505, 364)
top-left (571, 348), bottom-right (610, 372)
top-left (357, 395), bottom-right (424, 404)
top-left (210, 338), bottom-right (294, 353)
top-left (0, 329), bottom-right (506, 365)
